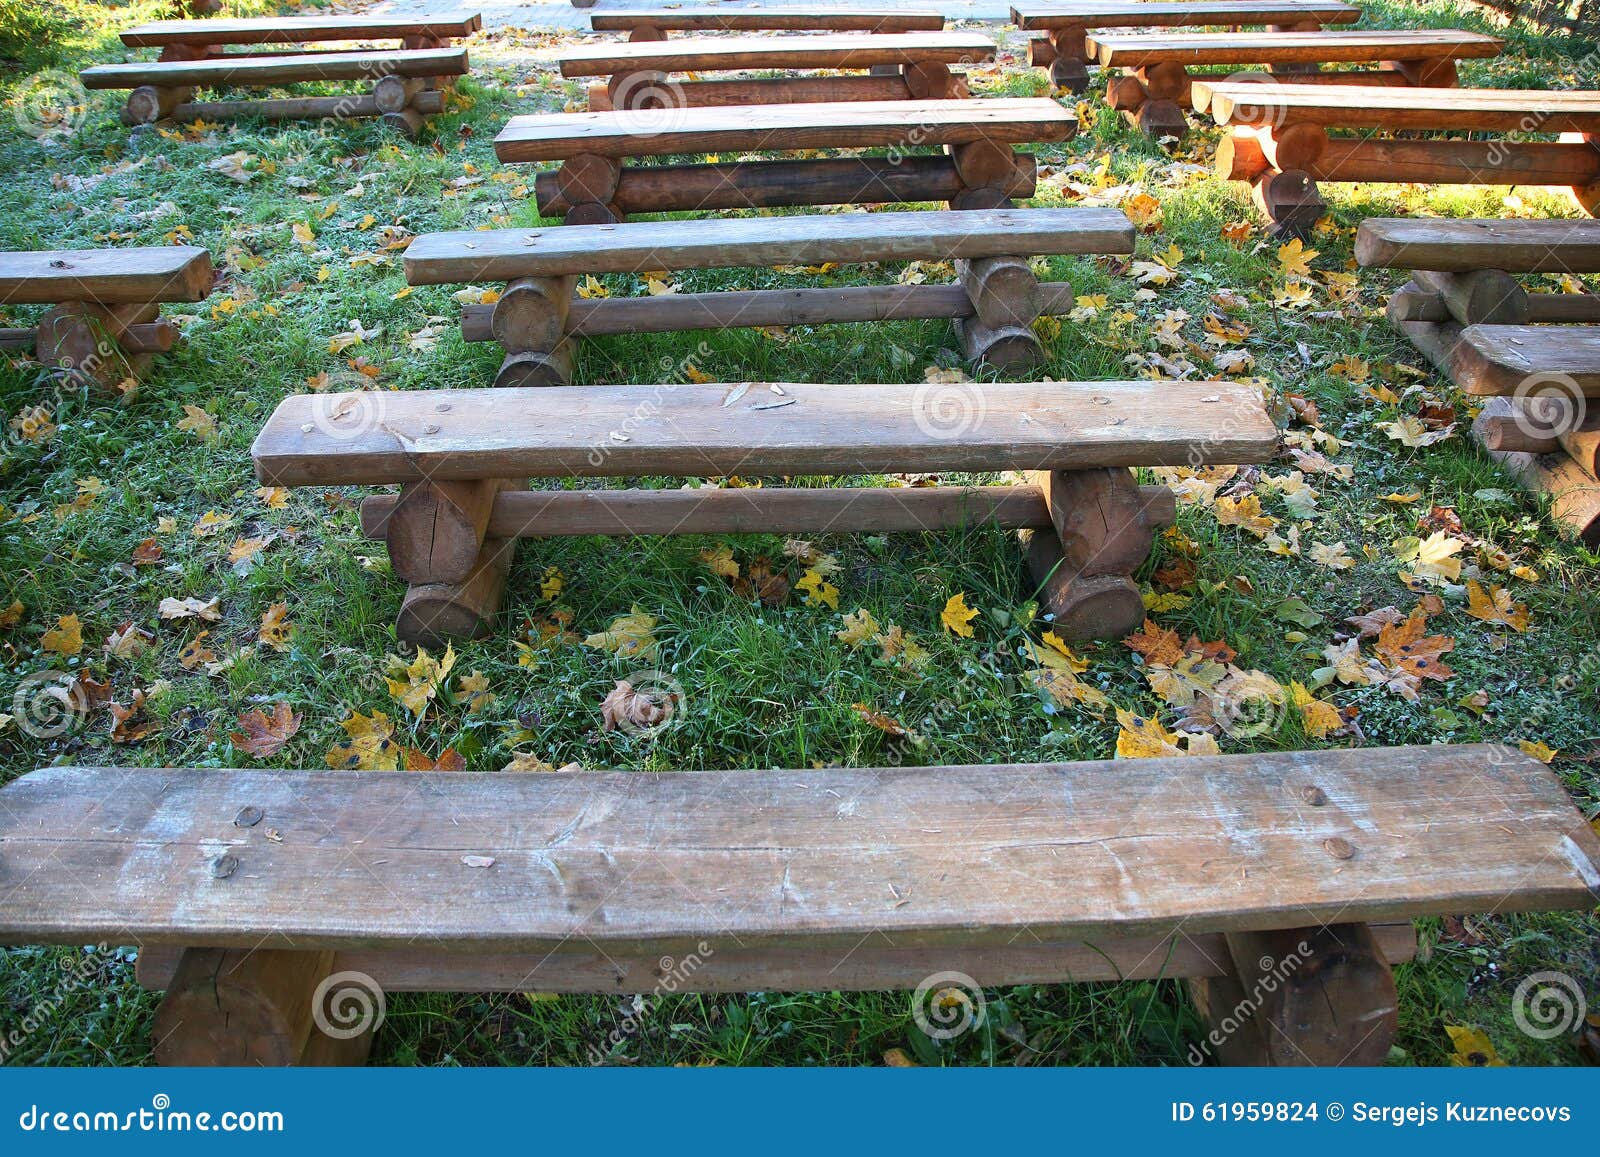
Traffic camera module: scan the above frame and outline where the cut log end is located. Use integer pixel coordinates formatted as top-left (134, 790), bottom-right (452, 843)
top-left (397, 539), bottom-right (514, 644)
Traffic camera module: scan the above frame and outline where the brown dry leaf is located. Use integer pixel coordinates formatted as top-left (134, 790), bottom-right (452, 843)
top-left (109, 690), bottom-right (151, 744)
top-left (131, 538), bottom-right (163, 566)
top-left (179, 631), bottom-right (215, 670)
top-left (258, 602), bottom-right (293, 651)
top-left (403, 747), bottom-right (467, 772)
top-left (230, 702), bottom-right (303, 759)
top-left (104, 622), bottom-right (155, 659)
top-left (852, 702), bottom-right (921, 744)
top-left (734, 556), bottom-right (789, 606)
top-left (1123, 618), bottom-right (1185, 666)
top-left (882, 1048), bottom-right (919, 1067)
top-left (600, 679), bottom-right (680, 733)
top-left (0, 600), bottom-right (22, 629)
top-left (835, 608), bottom-right (882, 649)
top-left (1464, 580), bottom-right (1530, 632)
top-left (159, 596), bottom-right (221, 622)
top-left (1345, 606), bottom-right (1405, 638)
top-left (1374, 607), bottom-right (1455, 682)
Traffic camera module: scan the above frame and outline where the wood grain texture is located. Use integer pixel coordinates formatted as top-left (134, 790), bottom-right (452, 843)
top-left (1011, 1), bottom-right (1359, 31)
top-left (1194, 82), bottom-right (1600, 131)
top-left (0, 246), bottom-right (213, 304)
top-left (1090, 29), bottom-right (1501, 67)
top-left (250, 380), bottom-right (1278, 486)
top-left (591, 9), bottom-right (946, 33)
top-left (120, 13), bottom-right (482, 46)
top-left (405, 208), bottom-right (1133, 282)
top-left (1, 747), bottom-right (1593, 953)
top-left (1357, 217), bottom-right (1600, 273)
top-left (493, 98), bottom-right (1075, 163)
top-left (1472, 396), bottom-right (1600, 544)
top-left (1449, 324), bottom-right (1600, 396)
top-left (560, 32), bottom-right (994, 77)
top-left (81, 48), bottom-right (468, 89)
top-left (134, 924), bottom-right (1418, 993)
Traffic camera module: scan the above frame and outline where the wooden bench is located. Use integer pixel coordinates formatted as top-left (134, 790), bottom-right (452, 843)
top-left (1091, 30), bottom-right (1500, 138)
top-left (1358, 217), bottom-right (1600, 543)
top-left (495, 97), bottom-right (1076, 223)
top-left (0, 246), bottom-right (213, 391)
top-left (251, 377), bottom-right (1274, 643)
top-left (1011, 1), bottom-right (1361, 92)
top-left (83, 12), bottom-right (480, 137)
top-left (1195, 82), bottom-right (1600, 236)
top-left (565, 32), bottom-right (994, 110)
top-left (589, 6), bottom-right (946, 39)
top-left (2, 745), bottom-right (1594, 1064)
top-left (404, 207), bottom-right (1134, 381)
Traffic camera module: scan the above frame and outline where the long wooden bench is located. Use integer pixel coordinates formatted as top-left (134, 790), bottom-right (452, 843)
top-left (1358, 217), bottom-right (1600, 543)
top-left (252, 378), bottom-right (1274, 643)
top-left (1091, 30), bottom-right (1500, 138)
top-left (83, 12), bottom-right (480, 137)
top-left (404, 207), bottom-right (1133, 380)
top-left (0, 246), bottom-right (214, 391)
top-left (1195, 82), bottom-right (1600, 236)
top-left (2, 745), bottom-right (1594, 1064)
top-left (1012, 0), bottom-right (1361, 91)
top-left (496, 97), bottom-right (1075, 222)
top-left (590, 6), bottom-right (946, 39)
top-left (566, 32), bottom-right (994, 110)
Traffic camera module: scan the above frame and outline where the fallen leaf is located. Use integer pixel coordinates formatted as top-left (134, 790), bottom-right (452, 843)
top-left (325, 710), bottom-right (400, 770)
top-left (230, 702), bottom-right (302, 758)
top-left (940, 592), bottom-right (980, 638)
top-left (41, 614), bottom-right (83, 656)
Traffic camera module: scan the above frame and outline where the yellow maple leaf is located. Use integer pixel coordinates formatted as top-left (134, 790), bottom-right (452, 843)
top-left (1276, 238), bottom-right (1318, 278)
top-left (258, 602), bottom-right (293, 652)
top-left (1290, 680), bottom-right (1343, 739)
top-left (539, 566), bottom-right (564, 600)
top-left (835, 608), bottom-right (881, 649)
top-left (940, 592), bottom-right (980, 638)
top-left (384, 643), bottom-right (457, 717)
top-left (1518, 738), bottom-right (1557, 764)
top-left (41, 613), bottom-right (83, 656)
top-left (325, 710), bottom-right (401, 771)
top-left (1214, 494), bottom-right (1277, 538)
top-left (176, 404), bottom-right (217, 440)
top-left (582, 608), bottom-right (658, 660)
top-left (796, 569), bottom-right (839, 609)
top-left (699, 544), bottom-right (740, 579)
top-left (1464, 580), bottom-right (1530, 632)
top-left (1445, 1024), bottom-right (1505, 1067)
top-left (575, 274), bottom-right (608, 299)
top-left (1037, 630), bottom-right (1088, 672)
top-left (192, 510), bottom-right (233, 537)
top-left (1114, 709), bottom-right (1219, 758)
top-left (456, 670), bottom-right (495, 713)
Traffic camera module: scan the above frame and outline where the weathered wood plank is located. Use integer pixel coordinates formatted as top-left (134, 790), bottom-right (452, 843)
top-left (134, 924), bottom-right (1419, 993)
top-left (0, 247), bottom-right (213, 304)
top-left (120, 13), bottom-right (482, 47)
top-left (493, 98), bottom-right (1075, 163)
top-left (1357, 217), bottom-right (1600, 274)
top-left (1450, 324), bottom-right (1600, 396)
top-left (1, 748), bottom-right (1593, 952)
top-left (560, 32), bottom-right (993, 77)
top-left (1011, 1), bottom-right (1360, 30)
top-left (1090, 29), bottom-right (1502, 67)
top-left (592, 8), bottom-right (944, 34)
top-left (1194, 82), bottom-right (1600, 131)
top-left (404, 208), bottom-right (1133, 282)
top-left (251, 380), bottom-right (1278, 486)
top-left (81, 48), bottom-right (467, 90)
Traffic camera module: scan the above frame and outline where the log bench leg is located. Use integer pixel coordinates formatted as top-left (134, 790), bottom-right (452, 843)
top-left (398, 536), bottom-right (514, 643)
top-left (1391, 57), bottom-right (1459, 88)
top-left (1130, 64), bottom-right (1189, 140)
top-left (153, 948), bottom-right (376, 1066)
top-left (946, 141), bottom-right (1029, 210)
top-left (1187, 924), bottom-right (1398, 1066)
top-left (555, 152), bottom-right (624, 225)
top-left (34, 301), bottom-right (166, 391)
top-left (123, 85), bottom-right (194, 126)
top-left (1025, 467), bottom-right (1174, 639)
top-left (955, 255), bottom-right (1045, 370)
top-left (1561, 132), bottom-right (1600, 216)
top-left (1050, 26), bottom-right (1092, 93)
top-left (1253, 169), bottom-right (1326, 239)
top-left (903, 61), bottom-right (963, 100)
top-left (628, 25), bottom-right (667, 43)
top-left (374, 75), bottom-right (428, 140)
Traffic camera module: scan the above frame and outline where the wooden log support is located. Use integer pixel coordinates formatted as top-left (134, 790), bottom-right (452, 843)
top-left (491, 275), bottom-right (574, 353)
top-left (397, 536), bottom-right (514, 644)
top-left (903, 61), bottom-right (961, 100)
top-left (152, 947), bottom-right (373, 1066)
top-left (1473, 397), bottom-right (1600, 543)
top-left (123, 84), bottom-right (193, 125)
top-left (956, 316), bottom-right (1044, 369)
top-left (588, 74), bottom-right (913, 111)
top-left (1189, 924), bottom-right (1398, 1066)
top-left (1049, 26), bottom-right (1092, 92)
top-left (377, 479), bottom-right (505, 586)
top-left (496, 344), bottom-right (575, 389)
top-left (947, 141), bottom-right (1029, 210)
top-left (1411, 268), bottom-right (1527, 326)
top-left (956, 256), bottom-right (1042, 329)
top-left (33, 302), bottom-right (163, 390)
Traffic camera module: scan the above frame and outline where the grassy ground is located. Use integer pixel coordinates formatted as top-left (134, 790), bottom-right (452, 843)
top-left (1, 0), bottom-right (1597, 1067)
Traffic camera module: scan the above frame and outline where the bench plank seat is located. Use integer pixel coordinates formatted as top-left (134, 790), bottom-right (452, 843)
top-left (494, 97), bottom-right (1074, 162)
top-left (560, 32), bottom-right (993, 77)
top-left (1193, 81), bottom-right (1600, 131)
top-left (119, 13), bottom-right (482, 47)
top-left (0, 246), bottom-right (213, 304)
top-left (252, 380), bottom-right (1276, 486)
top-left (1356, 218), bottom-right (1600, 273)
top-left (1452, 325), bottom-right (1600, 396)
top-left (1090, 29), bottom-right (1503, 67)
top-left (404, 208), bottom-right (1134, 282)
top-left (1, 747), bottom-right (1593, 952)
top-left (80, 47), bottom-right (468, 89)
top-left (591, 7), bottom-right (945, 33)
top-left (1012, 1), bottom-right (1361, 30)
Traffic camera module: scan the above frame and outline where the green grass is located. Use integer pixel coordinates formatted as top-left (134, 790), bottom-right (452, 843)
top-left (0, 0), bottom-right (1597, 1067)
